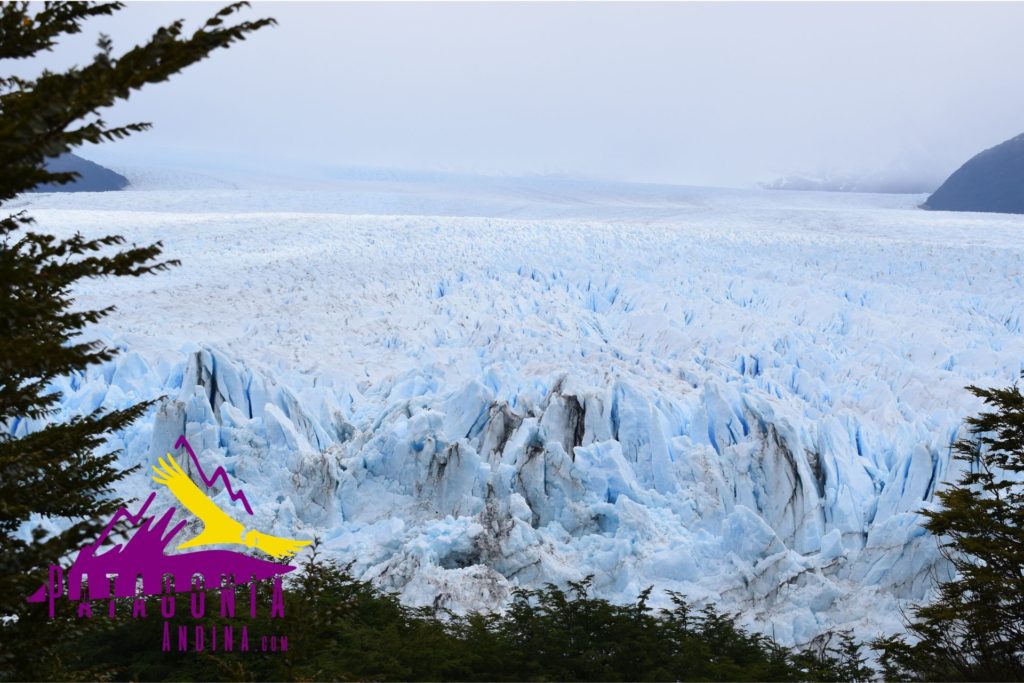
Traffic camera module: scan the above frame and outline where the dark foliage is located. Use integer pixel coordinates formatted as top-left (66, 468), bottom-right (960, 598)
top-left (0, 3), bottom-right (272, 679)
top-left (62, 541), bottom-right (872, 681)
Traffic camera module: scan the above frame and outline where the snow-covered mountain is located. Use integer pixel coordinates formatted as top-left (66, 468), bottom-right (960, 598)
top-left (762, 171), bottom-right (937, 194)
top-left (762, 155), bottom-right (946, 195)
top-left (14, 176), bottom-right (1024, 648)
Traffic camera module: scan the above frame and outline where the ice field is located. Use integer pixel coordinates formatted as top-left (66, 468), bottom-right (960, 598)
top-left (12, 172), bottom-right (1024, 646)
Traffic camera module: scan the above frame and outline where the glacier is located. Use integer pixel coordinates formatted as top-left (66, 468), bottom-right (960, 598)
top-left (12, 175), bottom-right (1024, 647)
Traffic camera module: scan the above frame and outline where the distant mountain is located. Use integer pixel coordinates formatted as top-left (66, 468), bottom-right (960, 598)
top-left (923, 133), bottom-right (1024, 214)
top-left (761, 160), bottom-right (942, 197)
top-left (32, 153), bottom-right (129, 192)
top-left (763, 173), bottom-right (935, 194)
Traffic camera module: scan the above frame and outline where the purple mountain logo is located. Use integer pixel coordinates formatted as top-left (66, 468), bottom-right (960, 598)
top-left (28, 436), bottom-right (309, 614)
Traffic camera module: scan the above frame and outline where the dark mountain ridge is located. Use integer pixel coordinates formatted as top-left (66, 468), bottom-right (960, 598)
top-left (923, 132), bottom-right (1024, 214)
top-left (32, 153), bottom-right (129, 192)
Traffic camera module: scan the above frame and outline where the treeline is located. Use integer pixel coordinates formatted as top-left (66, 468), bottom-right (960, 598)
top-left (59, 549), bottom-right (872, 682)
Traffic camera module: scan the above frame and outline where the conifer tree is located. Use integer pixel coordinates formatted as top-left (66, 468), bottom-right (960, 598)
top-left (0, 3), bottom-right (272, 679)
top-left (874, 384), bottom-right (1024, 680)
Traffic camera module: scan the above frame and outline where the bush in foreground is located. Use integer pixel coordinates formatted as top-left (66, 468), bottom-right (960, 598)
top-left (65, 542), bottom-right (871, 682)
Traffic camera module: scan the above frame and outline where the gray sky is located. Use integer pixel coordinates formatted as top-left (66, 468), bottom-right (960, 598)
top-left (24, 1), bottom-right (1024, 188)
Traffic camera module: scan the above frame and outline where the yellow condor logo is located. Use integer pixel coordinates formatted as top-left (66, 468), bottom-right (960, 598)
top-left (152, 454), bottom-right (311, 560)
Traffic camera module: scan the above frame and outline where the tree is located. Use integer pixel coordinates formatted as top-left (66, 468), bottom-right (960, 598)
top-left (874, 384), bottom-right (1024, 680)
top-left (0, 3), bottom-right (273, 679)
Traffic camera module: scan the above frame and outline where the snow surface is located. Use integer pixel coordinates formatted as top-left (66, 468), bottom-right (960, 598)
top-left (13, 173), bottom-right (1024, 647)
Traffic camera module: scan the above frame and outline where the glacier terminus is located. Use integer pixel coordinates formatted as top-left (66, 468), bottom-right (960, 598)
top-left (14, 176), bottom-right (1024, 647)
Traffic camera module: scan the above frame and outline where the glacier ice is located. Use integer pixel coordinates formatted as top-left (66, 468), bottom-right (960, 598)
top-left (13, 181), bottom-right (1024, 647)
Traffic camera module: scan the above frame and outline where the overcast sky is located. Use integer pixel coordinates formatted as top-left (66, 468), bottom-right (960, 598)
top-left (24, 1), bottom-right (1024, 188)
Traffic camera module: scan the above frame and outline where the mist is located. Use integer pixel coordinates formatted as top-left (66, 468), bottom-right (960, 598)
top-left (24, 1), bottom-right (1024, 188)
